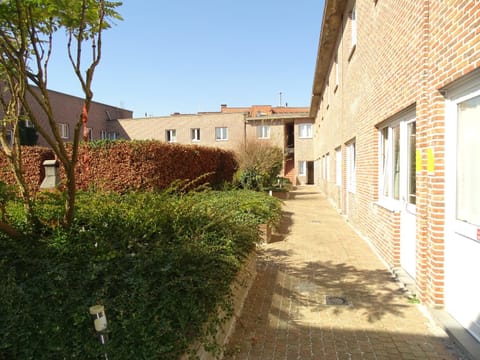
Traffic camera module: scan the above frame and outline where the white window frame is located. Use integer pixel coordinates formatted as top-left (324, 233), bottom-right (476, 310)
top-left (59, 123), bottom-right (70, 139)
top-left (445, 75), bottom-right (480, 241)
top-left (100, 130), bottom-right (108, 140)
top-left (298, 123), bottom-right (312, 139)
top-left (166, 129), bottom-right (176, 143)
top-left (378, 110), bottom-right (416, 211)
top-left (87, 127), bottom-right (94, 141)
top-left (215, 127), bottom-right (228, 141)
top-left (351, 1), bottom-right (357, 48)
top-left (257, 125), bottom-right (270, 139)
top-left (191, 128), bottom-right (201, 142)
top-left (346, 141), bottom-right (356, 193)
top-left (298, 160), bottom-right (307, 176)
top-left (107, 132), bottom-right (118, 140)
top-left (335, 146), bottom-right (342, 186)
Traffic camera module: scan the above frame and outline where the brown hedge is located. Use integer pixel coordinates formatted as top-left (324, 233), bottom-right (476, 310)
top-left (68, 141), bottom-right (238, 192)
top-left (1, 141), bottom-right (237, 193)
top-left (0, 146), bottom-right (55, 193)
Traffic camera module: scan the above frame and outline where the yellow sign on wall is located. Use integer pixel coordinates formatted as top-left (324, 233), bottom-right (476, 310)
top-left (427, 148), bottom-right (435, 173)
top-left (416, 149), bottom-right (422, 172)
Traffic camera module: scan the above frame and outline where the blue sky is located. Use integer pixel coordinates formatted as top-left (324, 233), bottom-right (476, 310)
top-left (47, 1), bottom-right (324, 117)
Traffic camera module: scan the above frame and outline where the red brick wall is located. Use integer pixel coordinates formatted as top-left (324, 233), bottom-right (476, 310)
top-left (313, 0), bottom-right (480, 306)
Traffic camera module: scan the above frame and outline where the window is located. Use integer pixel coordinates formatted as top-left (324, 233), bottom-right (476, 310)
top-left (59, 123), bottom-right (70, 139)
top-left (166, 129), bottom-right (176, 143)
top-left (5, 129), bottom-right (13, 146)
top-left (335, 147), bottom-right (342, 186)
top-left (334, 53), bottom-right (339, 91)
top-left (326, 153), bottom-right (331, 181)
top-left (380, 124), bottom-right (400, 200)
top-left (107, 132), bottom-right (118, 140)
top-left (351, 1), bottom-right (357, 48)
top-left (456, 94), bottom-right (480, 226)
top-left (87, 127), bottom-right (94, 141)
top-left (298, 123), bottom-right (312, 138)
top-left (215, 127), bottom-right (228, 141)
top-left (191, 128), bottom-right (200, 142)
top-left (346, 141), bottom-right (356, 193)
top-left (257, 125), bottom-right (270, 139)
top-left (298, 161), bottom-right (306, 176)
top-left (100, 130), bottom-right (108, 140)
top-left (24, 119), bottom-right (34, 128)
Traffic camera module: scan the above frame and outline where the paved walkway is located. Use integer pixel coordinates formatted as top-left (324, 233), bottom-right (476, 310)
top-left (224, 186), bottom-right (467, 360)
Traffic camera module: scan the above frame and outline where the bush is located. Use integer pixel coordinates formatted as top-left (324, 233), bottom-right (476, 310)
top-left (234, 141), bottom-right (283, 191)
top-left (0, 188), bottom-right (282, 359)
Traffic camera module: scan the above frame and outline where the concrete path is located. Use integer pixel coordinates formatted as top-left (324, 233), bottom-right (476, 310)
top-left (224, 186), bottom-right (467, 360)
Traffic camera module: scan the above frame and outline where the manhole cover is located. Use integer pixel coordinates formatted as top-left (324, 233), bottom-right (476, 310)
top-left (325, 295), bottom-right (349, 306)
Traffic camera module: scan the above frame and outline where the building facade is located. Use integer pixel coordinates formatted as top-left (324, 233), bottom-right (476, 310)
top-left (311, 0), bottom-right (480, 344)
top-left (113, 105), bottom-right (314, 185)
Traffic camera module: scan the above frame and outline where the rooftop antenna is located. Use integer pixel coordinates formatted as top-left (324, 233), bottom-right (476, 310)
top-left (279, 92), bottom-right (283, 107)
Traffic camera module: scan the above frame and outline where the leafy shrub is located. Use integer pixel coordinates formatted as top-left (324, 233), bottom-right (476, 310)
top-left (234, 141), bottom-right (283, 191)
top-left (0, 188), bottom-right (282, 359)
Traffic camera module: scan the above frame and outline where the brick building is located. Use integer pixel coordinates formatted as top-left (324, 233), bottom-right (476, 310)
top-left (311, 0), bottom-right (480, 344)
top-left (1, 87), bottom-right (133, 147)
top-left (113, 104), bottom-right (313, 185)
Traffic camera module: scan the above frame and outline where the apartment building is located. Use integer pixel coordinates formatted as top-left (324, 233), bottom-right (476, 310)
top-left (311, 0), bottom-right (480, 346)
top-left (1, 88), bottom-right (133, 147)
top-left (113, 105), bottom-right (313, 185)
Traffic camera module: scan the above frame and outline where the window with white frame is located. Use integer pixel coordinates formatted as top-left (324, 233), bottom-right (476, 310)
top-left (166, 129), bottom-right (176, 143)
top-left (378, 113), bottom-right (416, 205)
top-left (335, 146), bottom-right (342, 186)
top-left (100, 130), bottom-right (107, 140)
top-left (456, 94), bottom-right (480, 226)
top-left (87, 127), bottom-right (94, 141)
top-left (298, 161), bottom-right (307, 176)
top-left (346, 141), bottom-right (356, 193)
top-left (215, 127), bottom-right (228, 141)
top-left (334, 53), bottom-right (339, 91)
top-left (298, 123), bottom-right (312, 138)
top-left (191, 128), bottom-right (200, 142)
top-left (326, 152), bottom-right (331, 181)
top-left (351, 1), bottom-right (357, 48)
top-left (257, 125), bottom-right (270, 139)
top-left (107, 131), bottom-right (118, 140)
top-left (59, 123), bottom-right (70, 139)
top-left (6, 129), bottom-right (13, 146)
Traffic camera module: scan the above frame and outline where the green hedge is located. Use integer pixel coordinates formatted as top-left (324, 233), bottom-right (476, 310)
top-left (0, 189), bottom-right (281, 359)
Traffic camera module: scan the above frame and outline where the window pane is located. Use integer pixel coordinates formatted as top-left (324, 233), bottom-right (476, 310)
top-left (407, 122), bottom-right (416, 204)
top-left (381, 128), bottom-right (390, 197)
top-left (457, 95), bottom-right (480, 225)
top-left (392, 125), bottom-right (400, 200)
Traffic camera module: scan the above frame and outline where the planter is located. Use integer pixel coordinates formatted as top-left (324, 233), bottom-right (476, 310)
top-left (269, 190), bottom-right (290, 200)
top-left (181, 252), bottom-right (257, 360)
top-left (259, 223), bottom-right (272, 243)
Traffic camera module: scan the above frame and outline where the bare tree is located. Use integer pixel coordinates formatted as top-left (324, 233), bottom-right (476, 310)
top-left (0, 0), bottom-right (122, 234)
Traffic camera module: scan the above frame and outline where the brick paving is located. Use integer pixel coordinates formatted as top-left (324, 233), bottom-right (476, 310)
top-left (224, 186), bottom-right (467, 360)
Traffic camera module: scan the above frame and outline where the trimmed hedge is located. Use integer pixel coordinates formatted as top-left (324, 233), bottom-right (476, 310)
top-left (0, 146), bottom-right (54, 193)
top-left (0, 190), bottom-right (282, 359)
top-left (0, 141), bottom-right (237, 193)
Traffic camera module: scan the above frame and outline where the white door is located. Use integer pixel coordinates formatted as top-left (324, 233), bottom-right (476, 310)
top-left (445, 79), bottom-right (480, 341)
top-left (399, 120), bottom-right (417, 279)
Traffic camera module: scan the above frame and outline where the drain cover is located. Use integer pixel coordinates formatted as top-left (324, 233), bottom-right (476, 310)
top-left (325, 295), bottom-right (349, 306)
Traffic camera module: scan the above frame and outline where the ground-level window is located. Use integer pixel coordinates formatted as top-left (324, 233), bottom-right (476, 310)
top-left (100, 130), bottom-right (107, 140)
top-left (5, 129), bottom-right (13, 146)
top-left (378, 110), bottom-right (416, 205)
top-left (215, 127), bottom-right (228, 141)
top-left (59, 123), bottom-right (70, 139)
top-left (107, 132), bottom-right (118, 140)
top-left (87, 127), bottom-right (94, 141)
top-left (257, 125), bottom-right (270, 139)
top-left (335, 146), bottom-right (342, 186)
top-left (456, 94), bottom-right (480, 226)
top-left (346, 141), bottom-right (356, 193)
top-left (298, 161), bottom-right (306, 176)
top-left (191, 128), bottom-right (200, 142)
top-left (298, 123), bottom-right (312, 138)
top-left (166, 129), bottom-right (176, 143)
